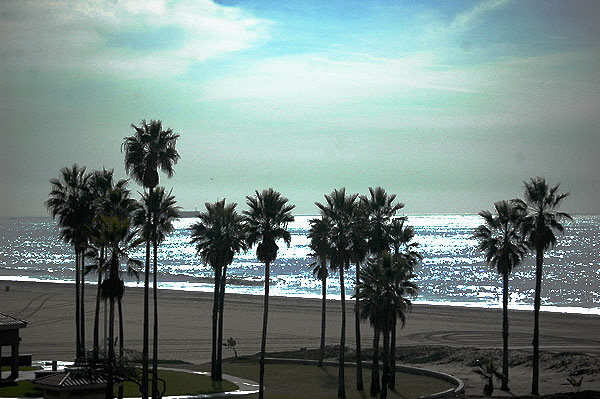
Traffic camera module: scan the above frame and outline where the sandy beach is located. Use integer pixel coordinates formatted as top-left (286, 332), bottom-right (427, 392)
top-left (2, 280), bottom-right (599, 396)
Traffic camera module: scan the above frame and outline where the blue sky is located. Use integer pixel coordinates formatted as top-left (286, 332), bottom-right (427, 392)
top-left (1, 0), bottom-right (598, 216)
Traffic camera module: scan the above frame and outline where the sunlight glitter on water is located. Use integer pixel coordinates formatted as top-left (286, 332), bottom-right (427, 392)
top-left (1, 214), bottom-right (599, 314)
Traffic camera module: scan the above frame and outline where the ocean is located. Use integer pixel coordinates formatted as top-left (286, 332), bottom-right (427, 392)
top-left (1, 215), bottom-right (598, 315)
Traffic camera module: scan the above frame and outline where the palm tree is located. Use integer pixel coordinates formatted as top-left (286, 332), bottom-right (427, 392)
top-left (122, 119), bottom-right (180, 399)
top-left (133, 187), bottom-right (180, 397)
top-left (357, 253), bottom-right (418, 399)
top-left (315, 188), bottom-right (359, 399)
top-left (474, 200), bottom-right (529, 391)
top-left (243, 189), bottom-right (295, 399)
top-left (308, 216), bottom-right (333, 367)
top-left (46, 164), bottom-right (93, 359)
top-left (88, 169), bottom-right (131, 362)
top-left (190, 199), bottom-right (245, 381)
top-left (360, 187), bottom-right (405, 256)
top-left (99, 215), bottom-right (142, 399)
top-left (88, 175), bottom-right (138, 399)
top-left (514, 177), bottom-right (571, 395)
top-left (386, 217), bottom-right (421, 390)
top-left (360, 187), bottom-right (404, 393)
top-left (349, 203), bottom-right (368, 391)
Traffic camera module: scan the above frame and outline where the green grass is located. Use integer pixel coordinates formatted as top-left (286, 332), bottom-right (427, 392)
top-left (218, 360), bottom-right (455, 399)
top-left (0, 381), bottom-right (43, 397)
top-left (119, 370), bottom-right (237, 397)
top-left (0, 369), bottom-right (237, 398)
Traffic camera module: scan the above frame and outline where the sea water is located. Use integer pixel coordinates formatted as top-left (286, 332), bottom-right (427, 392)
top-left (1, 215), bottom-right (598, 315)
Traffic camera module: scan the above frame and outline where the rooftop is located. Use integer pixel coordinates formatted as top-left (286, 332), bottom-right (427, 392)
top-left (0, 312), bottom-right (28, 330)
top-left (33, 370), bottom-right (108, 389)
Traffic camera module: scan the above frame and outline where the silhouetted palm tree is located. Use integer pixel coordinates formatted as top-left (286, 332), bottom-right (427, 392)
top-left (513, 177), bottom-right (571, 395)
top-left (316, 188), bottom-right (358, 399)
top-left (361, 187), bottom-right (405, 256)
top-left (134, 187), bottom-right (180, 396)
top-left (308, 216), bottom-right (333, 367)
top-left (244, 189), bottom-right (295, 399)
top-left (190, 199), bottom-right (245, 381)
top-left (475, 200), bottom-right (529, 391)
top-left (122, 119), bottom-right (180, 399)
top-left (349, 203), bottom-right (368, 391)
top-left (99, 214), bottom-right (142, 399)
top-left (360, 187), bottom-right (404, 393)
top-left (357, 253), bottom-right (417, 399)
top-left (46, 164), bottom-right (93, 359)
top-left (88, 168), bottom-right (131, 362)
top-left (386, 217), bottom-right (421, 390)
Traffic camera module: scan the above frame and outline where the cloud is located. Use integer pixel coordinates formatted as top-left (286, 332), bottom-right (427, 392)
top-left (0, 0), bottom-right (271, 77)
top-left (448, 0), bottom-right (511, 35)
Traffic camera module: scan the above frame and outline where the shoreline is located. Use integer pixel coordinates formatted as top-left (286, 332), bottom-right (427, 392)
top-left (2, 279), bottom-right (600, 396)
top-left (1, 276), bottom-right (598, 316)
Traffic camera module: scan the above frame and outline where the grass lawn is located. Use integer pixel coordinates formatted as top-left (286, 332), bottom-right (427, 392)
top-left (0, 369), bottom-right (237, 398)
top-left (119, 369), bottom-right (237, 397)
top-left (0, 381), bottom-right (43, 398)
top-left (219, 360), bottom-right (456, 399)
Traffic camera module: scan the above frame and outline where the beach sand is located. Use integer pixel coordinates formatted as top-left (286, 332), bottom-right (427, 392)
top-left (1, 280), bottom-right (599, 396)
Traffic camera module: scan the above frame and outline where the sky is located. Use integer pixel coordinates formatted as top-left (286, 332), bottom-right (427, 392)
top-left (1, 0), bottom-right (599, 216)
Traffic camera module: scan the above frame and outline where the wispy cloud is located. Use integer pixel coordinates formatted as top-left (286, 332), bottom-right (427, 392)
top-left (0, 0), bottom-right (272, 77)
top-left (448, 0), bottom-right (511, 35)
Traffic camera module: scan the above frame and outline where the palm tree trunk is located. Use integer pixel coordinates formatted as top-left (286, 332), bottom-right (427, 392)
top-left (105, 296), bottom-right (115, 399)
top-left (389, 317), bottom-right (396, 390)
top-left (259, 260), bottom-right (271, 399)
top-left (532, 246), bottom-right (543, 396)
top-left (152, 240), bottom-right (159, 399)
top-left (141, 192), bottom-right (152, 399)
top-left (371, 327), bottom-right (380, 397)
top-left (381, 326), bottom-right (390, 399)
top-left (104, 298), bottom-right (108, 354)
top-left (216, 265), bottom-right (228, 381)
top-left (338, 265), bottom-right (346, 399)
top-left (211, 266), bottom-right (222, 380)
top-left (355, 262), bottom-right (363, 391)
top-left (81, 252), bottom-right (86, 356)
top-left (75, 248), bottom-right (81, 359)
top-left (318, 275), bottom-right (326, 368)
top-left (502, 271), bottom-right (509, 391)
top-left (118, 297), bottom-right (125, 399)
top-left (94, 269), bottom-right (103, 362)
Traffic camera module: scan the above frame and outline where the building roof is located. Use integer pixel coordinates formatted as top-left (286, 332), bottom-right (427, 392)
top-left (33, 370), bottom-right (109, 390)
top-left (0, 312), bottom-right (28, 330)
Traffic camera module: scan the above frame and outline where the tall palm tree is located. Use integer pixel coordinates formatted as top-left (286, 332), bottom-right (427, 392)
top-left (244, 189), bottom-right (295, 399)
top-left (357, 253), bottom-right (418, 399)
top-left (360, 187), bottom-right (404, 393)
top-left (190, 199), bottom-right (245, 381)
top-left (349, 203), bottom-right (368, 391)
top-left (386, 217), bottom-right (421, 390)
top-left (99, 215), bottom-right (142, 399)
top-left (46, 164), bottom-right (93, 359)
top-left (308, 216), bottom-right (333, 367)
top-left (514, 177), bottom-right (571, 395)
top-left (316, 188), bottom-right (358, 399)
top-left (88, 169), bottom-right (131, 362)
top-left (122, 119), bottom-right (180, 399)
top-left (474, 200), bottom-right (529, 391)
top-left (133, 187), bottom-right (180, 397)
